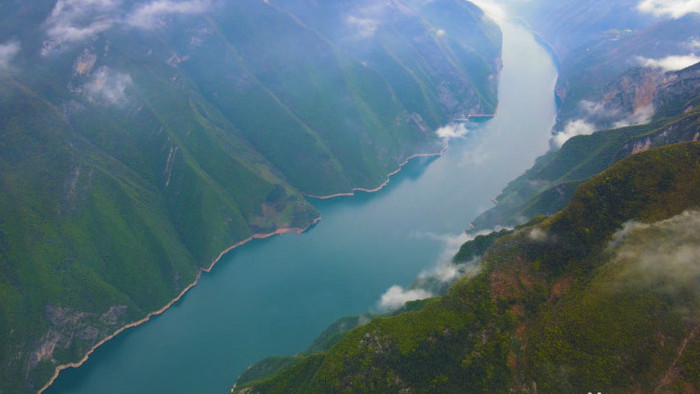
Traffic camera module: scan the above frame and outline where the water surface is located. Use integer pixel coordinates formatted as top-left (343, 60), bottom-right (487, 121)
top-left (48, 15), bottom-right (557, 394)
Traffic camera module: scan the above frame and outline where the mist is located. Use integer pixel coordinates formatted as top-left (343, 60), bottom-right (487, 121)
top-left (552, 97), bottom-right (657, 148)
top-left (84, 66), bottom-right (133, 105)
top-left (637, 54), bottom-right (700, 71)
top-left (0, 40), bottom-right (20, 71)
top-left (552, 119), bottom-right (596, 148)
top-left (636, 0), bottom-right (700, 18)
top-left (41, 0), bottom-right (215, 54)
top-left (377, 229), bottom-right (497, 312)
top-left (436, 123), bottom-right (472, 144)
top-left (609, 211), bottom-right (700, 303)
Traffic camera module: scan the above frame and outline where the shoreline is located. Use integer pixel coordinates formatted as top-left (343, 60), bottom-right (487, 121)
top-left (37, 146), bottom-right (451, 394)
top-left (302, 148), bottom-right (447, 200)
top-left (37, 218), bottom-right (321, 394)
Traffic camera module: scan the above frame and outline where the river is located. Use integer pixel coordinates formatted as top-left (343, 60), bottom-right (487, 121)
top-left (47, 10), bottom-right (557, 394)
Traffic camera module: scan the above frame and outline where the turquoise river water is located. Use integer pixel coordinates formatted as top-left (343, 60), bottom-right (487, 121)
top-left (48, 11), bottom-right (558, 394)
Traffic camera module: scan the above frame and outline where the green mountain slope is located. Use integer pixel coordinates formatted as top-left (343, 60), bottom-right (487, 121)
top-left (234, 141), bottom-right (700, 393)
top-left (471, 61), bottom-right (700, 231)
top-left (472, 106), bottom-right (700, 230)
top-left (0, 1), bottom-right (501, 392)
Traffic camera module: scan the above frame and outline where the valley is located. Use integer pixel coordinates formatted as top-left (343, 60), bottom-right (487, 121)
top-left (1, 0), bottom-right (699, 392)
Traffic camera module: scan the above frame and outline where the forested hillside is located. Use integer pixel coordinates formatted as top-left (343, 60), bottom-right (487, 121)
top-left (234, 142), bottom-right (700, 393)
top-left (0, 1), bottom-right (501, 392)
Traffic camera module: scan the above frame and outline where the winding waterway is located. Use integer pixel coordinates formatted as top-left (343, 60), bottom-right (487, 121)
top-left (48, 12), bottom-right (558, 394)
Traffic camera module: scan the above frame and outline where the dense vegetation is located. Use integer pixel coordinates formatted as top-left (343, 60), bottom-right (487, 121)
top-left (0, 1), bottom-right (502, 392)
top-left (234, 142), bottom-right (700, 393)
top-left (233, 4), bottom-right (700, 392)
top-left (473, 83), bottom-right (700, 230)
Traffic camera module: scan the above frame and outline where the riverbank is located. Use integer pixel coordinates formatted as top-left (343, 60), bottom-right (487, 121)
top-left (39, 145), bottom-right (451, 393)
top-left (38, 217), bottom-right (322, 394)
top-left (303, 148), bottom-right (450, 200)
top-left (43, 13), bottom-right (560, 393)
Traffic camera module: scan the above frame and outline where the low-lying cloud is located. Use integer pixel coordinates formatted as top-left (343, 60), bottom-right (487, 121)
top-left (551, 118), bottom-right (596, 148)
top-left (44, 0), bottom-right (120, 48)
top-left (84, 66), bottom-right (133, 105)
top-left (637, 54), bottom-right (700, 71)
top-left (346, 15), bottom-right (380, 39)
top-left (636, 0), bottom-right (700, 19)
top-left (0, 40), bottom-right (21, 71)
top-left (126, 0), bottom-right (213, 29)
top-left (43, 0), bottom-right (214, 52)
top-left (436, 123), bottom-right (470, 143)
top-left (416, 230), bottom-right (491, 282)
top-left (377, 229), bottom-right (497, 311)
top-left (552, 97), bottom-right (658, 149)
top-left (468, 0), bottom-right (508, 23)
top-left (612, 104), bottom-right (655, 128)
top-left (528, 227), bottom-right (548, 242)
top-left (610, 210), bottom-right (700, 302)
top-left (378, 286), bottom-right (433, 311)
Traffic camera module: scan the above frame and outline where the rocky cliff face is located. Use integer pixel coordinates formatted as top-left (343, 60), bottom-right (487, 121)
top-left (468, 57), bottom-right (700, 233)
top-left (654, 62), bottom-right (700, 117)
top-left (555, 61), bottom-right (700, 133)
top-left (551, 14), bottom-right (700, 133)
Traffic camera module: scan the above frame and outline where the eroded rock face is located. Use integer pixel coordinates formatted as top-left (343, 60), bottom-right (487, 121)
top-left (618, 111), bottom-right (700, 158)
top-left (28, 305), bottom-right (129, 372)
top-left (653, 62), bottom-right (700, 117)
top-left (555, 62), bottom-right (700, 135)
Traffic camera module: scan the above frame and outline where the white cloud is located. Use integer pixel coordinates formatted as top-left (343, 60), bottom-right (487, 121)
top-left (84, 66), bottom-right (132, 105)
top-left (529, 227), bottom-right (548, 242)
top-left (610, 211), bottom-right (700, 302)
top-left (378, 285), bottom-right (433, 311)
top-left (551, 119), bottom-right (596, 148)
top-left (44, 0), bottom-right (121, 50)
top-left (580, 99), bottom-right (618, 118)
top-left (613, 104), bottom-right (655, 128)
top-left (0, 40), bottom-right (20, 71)
top-left (126, 0), bottom-right (213, 29)
top-left (378, 228), bottom-right (506, 311)
top-left (685, 38), bottom-right (700, 49)
top-left (416, 231), bottom-right (472, 281)
top-left (346, 15), bottom-right (380, 39)
top-left (467, 0), bottom-right (508, 23)
top-left (436, 123), bottom-right (470, 143)
top-left (636, 54), bottom-right (700, 71)
top-left (636, 0), bottom-right (700, 18)
top-left (42, 0), bottom-right (213, 52)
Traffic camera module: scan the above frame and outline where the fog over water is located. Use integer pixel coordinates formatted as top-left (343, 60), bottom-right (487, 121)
top-left (48, 8), bottom-right (557, 394)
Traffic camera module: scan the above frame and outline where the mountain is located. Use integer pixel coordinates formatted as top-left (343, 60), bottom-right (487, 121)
top-left (552, 14), bottom-right (700, 132)
top-left (511, 0), bottom-right (655, 62)
top-left (233, 141), bottom-right (700, 393)
top-left (469, 1), bottom-right (700, 231)
top-left (231, 3), bottom-right (700, 391)
top-left (509, 0), bottom-right (699, 134)
top-left (471, 60), bottom-right (700, 232)
top-left (0, 1), bottom-right (501, 392)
